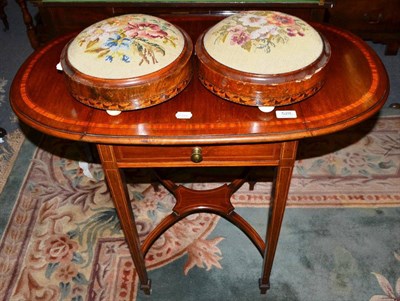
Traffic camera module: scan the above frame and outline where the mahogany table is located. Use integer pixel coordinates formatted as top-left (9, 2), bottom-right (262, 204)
top-left (10, 20), bottom-right (389, 296)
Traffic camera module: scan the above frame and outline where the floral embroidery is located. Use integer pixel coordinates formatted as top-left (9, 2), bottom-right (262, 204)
top-left (76, 15), bottom-right (180, 66)
top-left (211, 11), bottom-right (308, 53)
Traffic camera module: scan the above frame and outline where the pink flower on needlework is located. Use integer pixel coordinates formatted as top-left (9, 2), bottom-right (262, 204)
top-left (125, 22), bottom-right (168, 39)
top-left (267, 12), bottom-right (296, 26)
top-left (43, 234), bottom-right (78, 264)
top-left (287, 27), bottom-right (305, 37)
top-left (228, 26), bottom-right (250, 46)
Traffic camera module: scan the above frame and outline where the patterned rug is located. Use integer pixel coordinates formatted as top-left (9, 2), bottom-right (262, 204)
top-left (0, 115), bottom-right (399, 301)
top-left (0, 78), bottom-right (26, 194)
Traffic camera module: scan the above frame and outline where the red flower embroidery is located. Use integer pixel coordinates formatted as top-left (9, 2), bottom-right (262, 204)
top-left (268, 13), bottom-right (296, 26)
top-left (125, 22), bottom-right (168, 39)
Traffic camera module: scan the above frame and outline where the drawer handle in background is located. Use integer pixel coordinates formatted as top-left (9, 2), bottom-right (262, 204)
top-left (191, 147), bottom-right (203, 163)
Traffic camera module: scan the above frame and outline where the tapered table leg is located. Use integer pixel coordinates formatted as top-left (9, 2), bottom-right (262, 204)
top-left (97, 144), bottom-right (151, 295)
top-left (259, 141), bottom-right (298, 294)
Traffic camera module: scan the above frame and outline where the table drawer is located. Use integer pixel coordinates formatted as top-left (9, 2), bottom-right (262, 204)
top-left (113, 143), bottom-right (281, 168)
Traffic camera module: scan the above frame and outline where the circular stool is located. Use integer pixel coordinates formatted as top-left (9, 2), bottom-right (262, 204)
top-left (196, 11), bottom-right (331, 107)
top-left (60, 14), bottom-right (193, 111)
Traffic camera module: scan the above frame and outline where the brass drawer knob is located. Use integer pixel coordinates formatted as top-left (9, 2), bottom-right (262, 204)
top-left (191, 147), bottom-right (203, 163)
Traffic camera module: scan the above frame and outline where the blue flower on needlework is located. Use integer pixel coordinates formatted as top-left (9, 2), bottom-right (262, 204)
top-left (122, 55), bottom-right (130, 63)
top-left (104, 33), bottom-right (130, 50)
top-left (103, 34), bottom-right (131, 63)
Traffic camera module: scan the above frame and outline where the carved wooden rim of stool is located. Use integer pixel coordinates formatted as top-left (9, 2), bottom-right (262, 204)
top-left (195, 30), bottom-right (331, 107)
top-left (60, 27), bottom-right (194, 111)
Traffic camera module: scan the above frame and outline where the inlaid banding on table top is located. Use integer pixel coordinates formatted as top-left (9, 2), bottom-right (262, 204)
top-left (302, 25), bottom-right (385, 124)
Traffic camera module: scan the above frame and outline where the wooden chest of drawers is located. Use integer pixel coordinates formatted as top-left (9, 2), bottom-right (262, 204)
top-left (17, 0), bottom-right (399, 54)
top-left (328, 0), bottom-right (400, 54)
top-left (21, 0), bottom-right (331, 48)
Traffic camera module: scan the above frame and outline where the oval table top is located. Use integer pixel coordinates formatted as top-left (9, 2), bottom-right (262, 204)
top-left (10, 22), bottom-right (389, 145)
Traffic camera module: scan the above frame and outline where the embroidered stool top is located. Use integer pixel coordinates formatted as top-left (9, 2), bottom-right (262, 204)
top-left (196, 11), bottom-right (331, 107)
top-left (61, 14), bottom-right (193, 111)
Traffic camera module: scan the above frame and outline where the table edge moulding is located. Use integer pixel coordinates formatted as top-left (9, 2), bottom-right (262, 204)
top-left (10, 16), bottom-right (389, 297)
